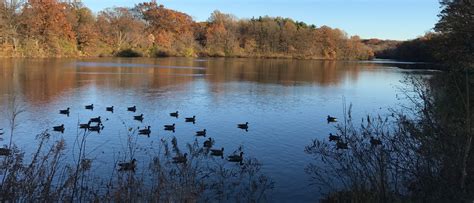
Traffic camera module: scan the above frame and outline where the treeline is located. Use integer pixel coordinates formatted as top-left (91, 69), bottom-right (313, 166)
top-left (364, 33), bottom-right (442, 62)
top-left (0, 0), bottom-right (374, 59)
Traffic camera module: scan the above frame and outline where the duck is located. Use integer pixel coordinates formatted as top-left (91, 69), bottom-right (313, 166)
top-left (196, 129), bottom-right (206, 136)
top-left (185, 116), bottom-right (196, 123)
top-left (79, 121), bottom-right (92, 129)
top-left (327, 115), bottom-right (337, 123)
top-left (139, 126), bottom-right (151, 135)
top-left (53, 124), bottom-right (65, 133)
top-left (370, 137), bottom-right (382, 146)
top-left (59, 107), bottom-right (70, 115)
top-left (134, 114), bottom-right (144, 122)
top-left (210, 147), bottom-right (224, 156)
top-left (227, 152), bottom-right (244, 162)
top-left (85, 104), bottom-right (94, 110)
top-left (329, 133), bottom-right (341, 142)
top-left (172, 153), bottom-right (187, 164)
top-left (203, 138), bottom-right (213, 148)
top-left (89, 116), bottom-right (101, 123)
top-left (127, 106), bottom-right (137, 112)
top-left (0, 148), bottom-right (11, 156)
top-left (170, 111), bottom-right (179, 118)
top-left (164, 123), bottom-right (175, 131)
top-left (336, 141), bottom-right (348, 150)
top-left (118, 159), bottom-right (137, 171)
top-left (106, 106), bottom-right (114, 112)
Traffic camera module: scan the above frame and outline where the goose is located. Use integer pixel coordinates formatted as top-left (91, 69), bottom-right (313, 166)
top-left (172, 153), bottom-right (187, 164)
top-left (237, 122), bottom-right (249, 130)
top-left (227, 152), bottom-right (244, 162)
top-left (164, 123), bottom-right (175, 131)
top-left (329, 133), bottom-right (341, 142)
top-left (59, 107), bottom-right (70, 115)
top-left (185, 116), bottom-right (196, 123)
top-left (196, 129), bottom-right (206, 136)
top-left (336, 141), bottom-right (348, 150)
top-left (106, 106), bottom-right (114, 112)
top-left (79, 121), bottom-right (92, 129)
top-left (0, 148), bottom-right (11, 156)
top-left (370, 137), bottom-right (382, 146)
top-left (134, 114), bottom-right (144, 122)
top-left (89, 116), bottom-right (101, 123)
top-left (210, 147), bottom-right (224, 156)
top-left (118, 159), bottom-right (137, 171)
top-left (203, 138), bottom-right (213, 148)
top-left (53, 124), bottom-right (65, 132)
top-left (88, 124), bottom-right (103, 132)
top-left (164, 123), bottom-right (175, 129)
top-left (85, 104), bottom-right (94, 110)
top-left (127, 106), bottom-right (137, 112)
top-left (327, 115), bottom-right (337, 123)
top-left (170, 111), bottom-right (179, 118)
top-left (139, 126), bottom-right (151, 135)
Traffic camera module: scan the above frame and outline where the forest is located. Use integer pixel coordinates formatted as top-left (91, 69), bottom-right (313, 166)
top-left (0, 0), bottom-right (374, 60)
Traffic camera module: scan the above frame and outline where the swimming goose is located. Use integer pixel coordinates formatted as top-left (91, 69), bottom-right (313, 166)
top-left (53, 124), bottom-right (65, 133)
top-left (170, 111), bottom-right (179, 118)
top-left (185, 116), bottom-right (196, 123)
top-left (228, 152), bottom-right (244, 162)
top-left (127, 106), bottom-right (137, 112)
top-left (118, 159), bottom-right (137, 171)
top-left (85, 104), bottom-right (94, 110)
top-left (59, 107), bottom-right (70, 115)
top-left (210, 147), bottom-right (224, 156)
top-left (0, 148), bottom-right (11, 156)
top-left (106, 106), bottom-right (114, 112)
top-left (164, 123), bottom-right (175, 131)
top-left (79, 121), bottom-right (92, 129)
top-left (89, 116), bottom-right (101, 123)
top-left (172, 153), bottom-right (187, 164)
top-left (336, 141), bottom-right (348, 150)
top-left (203, 138), bottom-right (213, 148)
top-left (327, 115), bottom-right (337, 123)
top-left (139, 126), bottom-right (151, 135)
top-left (329, 133), bottom-right (341, 142)
top-left (196, 129), bottom-right (206, 136)
top-left (238, 122), bottom-right (249, 130)
top-left (88, 124), bottom-right (103, 132)
top-left (134, 114), bottom-right (144, 122)
top-left (370, 137), bottom-right (382, 146)
top-left (164, 123), bottom-right (175, 129)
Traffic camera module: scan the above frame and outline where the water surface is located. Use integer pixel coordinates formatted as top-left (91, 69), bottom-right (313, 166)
top-left (0, 57), bottom-right (428, 201)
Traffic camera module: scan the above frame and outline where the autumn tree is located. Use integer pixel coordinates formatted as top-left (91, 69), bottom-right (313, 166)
top-left (135, 1), bottom-right (196, 56)
top-left (19, 0), bottom-right (76, 56)
top-left (204, 10), bottom-right (240, 56)
top-left (69, 5), bottom-right (98, 55)
top-left (0, 0), bottom-right (24, 54)
top-left (96, 7), bottom-right (146, 55)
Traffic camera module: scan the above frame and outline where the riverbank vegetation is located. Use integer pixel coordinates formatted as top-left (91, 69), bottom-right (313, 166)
top-left (308, 0), bottom-right (474, 201)
top-left (0, 0), bottom-right (374, 60)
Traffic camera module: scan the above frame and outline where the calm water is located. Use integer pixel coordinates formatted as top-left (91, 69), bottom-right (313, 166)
top-left (0, 57), bottom-right (428, 201)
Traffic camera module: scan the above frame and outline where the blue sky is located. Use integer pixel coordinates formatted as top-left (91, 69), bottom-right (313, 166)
top-left (81, 0), bottom-right (440, 41)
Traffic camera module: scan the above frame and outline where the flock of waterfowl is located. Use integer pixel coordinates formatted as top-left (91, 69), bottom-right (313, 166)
top-left (0, 105), bottom-right (369, 169)
top-left (327, 115), bottom-right (382, 150)
top-left (54, 104), bottom-right (249, 171)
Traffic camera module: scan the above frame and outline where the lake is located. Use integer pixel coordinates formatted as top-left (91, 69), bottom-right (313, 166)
top-left (0, 57), bottom-right (431, 202)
